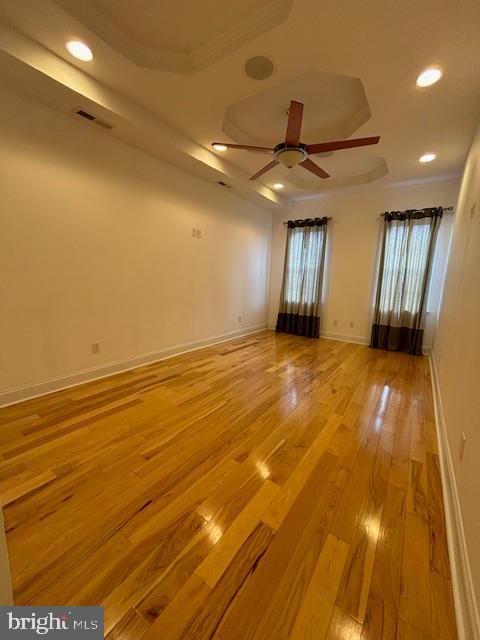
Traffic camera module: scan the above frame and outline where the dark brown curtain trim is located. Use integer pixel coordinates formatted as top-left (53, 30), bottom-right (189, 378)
top-left (286, 217), bottom-right (329, 228)
top-left (370, 324), bottom-right (424, 356)
top-left (382, 207), bottom-right (443, 221)
top-left (276, 313), bottom-right (320, 338)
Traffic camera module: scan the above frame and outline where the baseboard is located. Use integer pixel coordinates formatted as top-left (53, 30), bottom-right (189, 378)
top-left (319, 331), bottom-right (369, 345)
top-left (429, 350), bottom-right (480, 640)
top-left (0, 324), bottom-right (267, 408)
top-left (266, 324), bottom-right (370, 345)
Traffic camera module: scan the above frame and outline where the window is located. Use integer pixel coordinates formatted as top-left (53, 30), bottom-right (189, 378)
top-left (283, 224), bottom-right (326, 305)
top-left (276, 218), bottom-right (329, 339)
top-left (371, 208), bottom-right (442, 354)
top-left (378, 220), bottom-right (433, 315)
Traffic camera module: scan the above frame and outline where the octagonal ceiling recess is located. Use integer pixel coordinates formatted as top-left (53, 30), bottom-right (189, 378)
top-left (223, 70), bottom-right (373, 147)
top-left (221, 69), bottom-right (387, 190)
top-left (53, 0), bottom-right (293, 72)
top-left (288, 157), bottom-right (388, 191)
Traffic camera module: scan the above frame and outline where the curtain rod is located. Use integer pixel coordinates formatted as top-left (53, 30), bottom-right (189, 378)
top-left (282, 217), bottom-right (333, 226)
top-left (379, 206), bottom-right (454, 217)
top-left (282, 206), bottom-right (454, 226)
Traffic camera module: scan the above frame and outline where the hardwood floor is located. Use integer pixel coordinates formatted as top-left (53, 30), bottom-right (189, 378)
top-left (0, 331), bottom-right (457, 639)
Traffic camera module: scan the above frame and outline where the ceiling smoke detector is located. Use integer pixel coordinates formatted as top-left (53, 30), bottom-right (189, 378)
top-left (245, 56), bottom-right (275, 80)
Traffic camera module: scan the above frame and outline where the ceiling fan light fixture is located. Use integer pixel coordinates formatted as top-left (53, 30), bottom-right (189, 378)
top-left (212, 143), bottom-right (227, 152)
top-left (274, 145), bottom-right (307, 168)
top-left (273, 183), bottom-right (284, 190)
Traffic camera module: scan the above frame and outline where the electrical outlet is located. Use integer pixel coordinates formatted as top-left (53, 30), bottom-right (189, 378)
top-left (197, 229), bottom-right (202, 238)
top-left (91, 343), bottom-right (100, 354)
top-left (470, 202), bottom-right (476, 219)
top-left (192, 228), bottom-right (196, 237)
top-left (349, 321), bottom-right (354, 328)
top-left (238, 316), bottom-right (242, 323)
top-left (333, 319), bottom-right (338, 326)
top-left (459, 432), bottom-right (467, 460)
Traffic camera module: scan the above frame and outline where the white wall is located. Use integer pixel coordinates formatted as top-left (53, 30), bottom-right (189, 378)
top-left (432, 122), bottom-right (480, 631)
top-left (268, 178), bottom-right (460, 346)
top-left (0, 85), bottom-right (272, 401)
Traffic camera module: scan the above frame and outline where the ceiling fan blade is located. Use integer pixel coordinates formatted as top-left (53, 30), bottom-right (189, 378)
top-left (299, 158), bottom-right (330, 179)
top-left (285, 100), bottom-right (304, 146)
top-left (212, 143), bottom-right (273, 153)
top-left (307, 136), bottom-right (380, 155)
top-left (249, 160), bottom-right (279, 181)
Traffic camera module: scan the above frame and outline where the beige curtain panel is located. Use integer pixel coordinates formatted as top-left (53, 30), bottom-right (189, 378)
top-left (370, 207), bottom-right (443, 355)
top-left (276, 218), bottom-right (328, 338)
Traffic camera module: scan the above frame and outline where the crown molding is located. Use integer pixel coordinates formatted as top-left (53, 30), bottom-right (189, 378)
top-left (53, 0), bottom-right (293, 73)
top-left (288, 157), bottom-right (389, 192)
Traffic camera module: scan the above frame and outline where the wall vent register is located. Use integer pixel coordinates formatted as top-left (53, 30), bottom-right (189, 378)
top-left (74, 108), bottom-right (113, 130)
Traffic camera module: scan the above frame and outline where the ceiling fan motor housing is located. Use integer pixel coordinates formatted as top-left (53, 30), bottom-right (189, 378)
top-left (274, 142), bottom-right (308, 168)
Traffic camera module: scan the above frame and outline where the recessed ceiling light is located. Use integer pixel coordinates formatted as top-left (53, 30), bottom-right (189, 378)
top-left (212, 143), bottom-right (227, 152)
top-left (416, 67), bottom-right (442, 88)
top-left (66, 40), bottom-right (93, 62)
top-left (273, 183), bottom-right (284, 190)
top-left (419, 152), bottom-right (436, 163)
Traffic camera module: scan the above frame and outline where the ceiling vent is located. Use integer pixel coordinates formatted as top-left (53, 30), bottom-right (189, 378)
top-left (74, 107), bottom-right (114, 130)
top-left (245, 56), bottom-right (275, 80)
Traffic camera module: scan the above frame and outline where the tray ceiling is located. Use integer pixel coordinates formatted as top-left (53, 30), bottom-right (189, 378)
top-left (53, 0), bottom-right (293, 72)
top-left (1, 0), bottom-right (479, 203)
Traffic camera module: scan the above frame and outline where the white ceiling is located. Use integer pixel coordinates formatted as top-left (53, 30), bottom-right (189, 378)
top-left (1, 0), bottom-right (480, 205)
top-left (86, 0), bottom-right (271, 51)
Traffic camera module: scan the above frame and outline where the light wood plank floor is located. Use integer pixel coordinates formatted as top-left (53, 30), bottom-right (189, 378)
top-left (0, 332), bottom-right (457, 639)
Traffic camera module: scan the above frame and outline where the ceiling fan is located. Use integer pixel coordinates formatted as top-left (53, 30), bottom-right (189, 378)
top-left (212, 100), bottom-right (380, 181)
